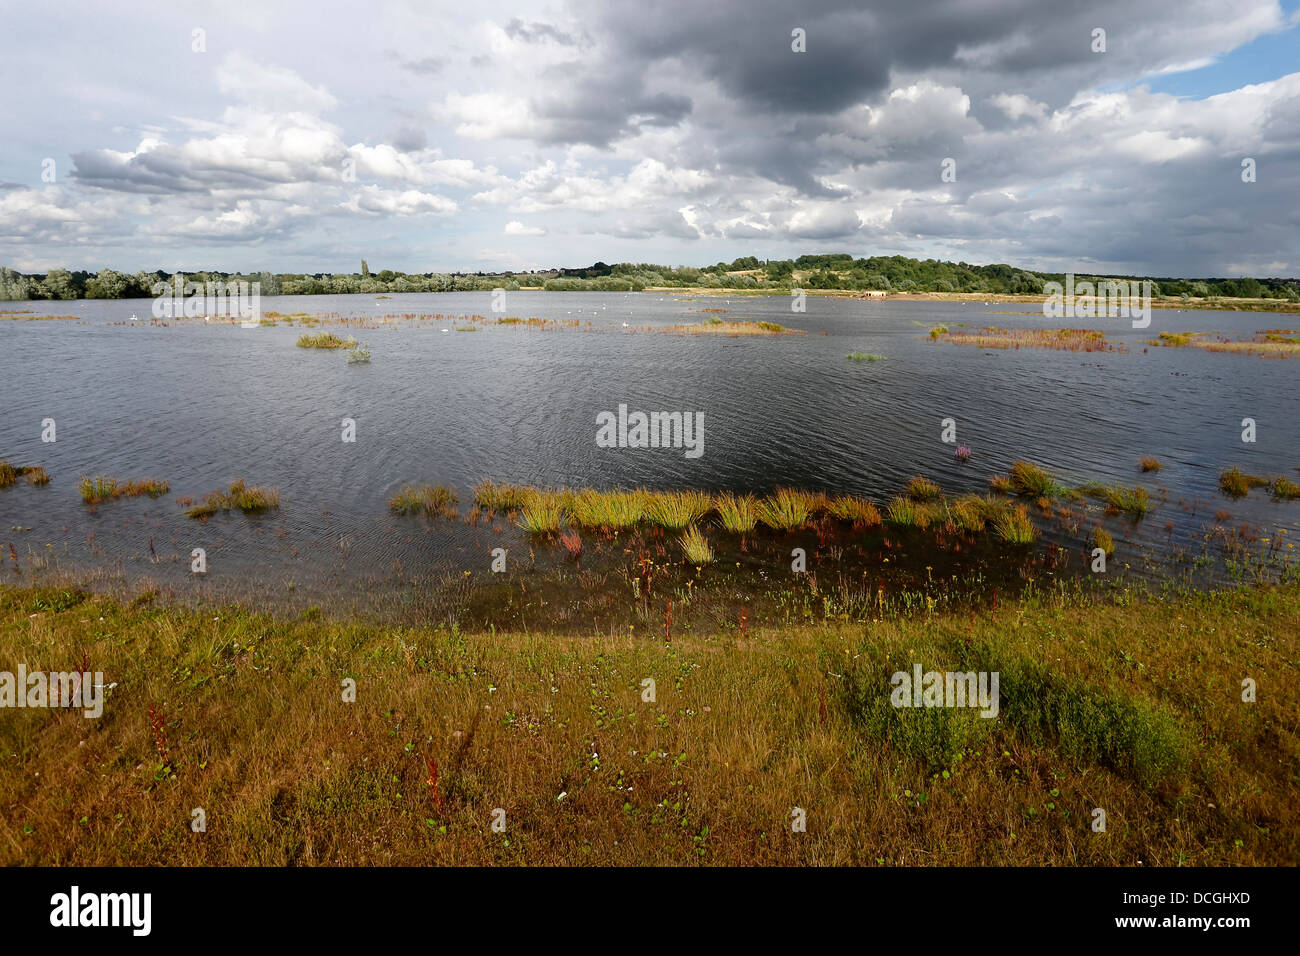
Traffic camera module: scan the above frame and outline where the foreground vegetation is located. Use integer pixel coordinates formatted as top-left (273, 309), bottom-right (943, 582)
top-left (0, 581), bottom-right (1293, 865)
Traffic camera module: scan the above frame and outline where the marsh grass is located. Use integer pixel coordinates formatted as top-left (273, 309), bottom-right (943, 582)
top-left (1139, 456), bottom-right (1163, 472)
top-left (186, 479), bottom-right (279, 519)
top-left (715, 493), bottom-right (759, 533)
top-left (1007, 461), bottom-right (1062, 499)
top-left (296, 332), bottom-right (354, 349)
top-left (1081, 483), bottom-right (1151, 517)
top-left (1219, 467), bottom-right (1270, 499)
top-left (644, 490), bottom-right (712, 530)
top-left (905, 476), bottom-right (941, 502)
top-left (570, 489), bottom-right (646, 531)
top-left (389, 484), bottom-right (458, 518)
top-left (827, 494), bottom-right (882, 528)
top-left (988, 474), bottom-right (1013, 495)
top-left (993, 505), bottom-right (1037, 544)
top-left (1090, 526), bottom-right (1116, 556)
top-left (846, 352), bottom-right (886, 362)
top-left (516, 492), bottom-right (565, 536)
top-left (0, 462), bottom-right (50, 489)
top-left (474, 480), bottom-right (532, 512)
top-left (679, 525), bottom-right (714, 564)
top-left (1271, 476), bottom-right (1300, 500)
top-left (936, 327), bottom-right (1123, 352)
top-left (757, 488), bottom-right (817, 530)
top-left (6, 582), bottom-right (1289, 866)
top-left (77, 476), bottom-right (169, 506)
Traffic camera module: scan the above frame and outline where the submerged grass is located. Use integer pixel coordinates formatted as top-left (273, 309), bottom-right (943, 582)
top-left (1081, 482), bottom-right (1151, 517)
top-left (388, 484), bottom-right (458, 518)
top-left (186, 479), bottom-right (279, 519)
top-left (77, 476), bottom-right (169, 506)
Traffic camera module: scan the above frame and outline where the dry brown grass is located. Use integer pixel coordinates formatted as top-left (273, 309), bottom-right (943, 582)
top-left (0, 582), bottom-right (1294, 866)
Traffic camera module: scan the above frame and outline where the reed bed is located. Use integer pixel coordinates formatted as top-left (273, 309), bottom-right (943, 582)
top-left (77, 476), bottom-right (169, 505)
top-left (661, 320), bottom-right (798, 336)
top-left (186, 479), bottom-right (279, 519)
top-left (935, 327), bottom-right (1124, 352)
top-left (388, 484), bottom-right (458, 518)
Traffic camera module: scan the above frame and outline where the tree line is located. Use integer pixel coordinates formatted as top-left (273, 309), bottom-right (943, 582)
top-left (2, 256), bottom-right (1295, 301)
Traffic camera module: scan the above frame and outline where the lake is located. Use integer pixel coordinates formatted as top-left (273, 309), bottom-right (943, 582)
top-left (1, 291), bottom-right (1297, 624)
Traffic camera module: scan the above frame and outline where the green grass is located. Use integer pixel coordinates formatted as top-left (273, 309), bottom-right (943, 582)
top-left (644, 490), bottom-right (712, 530)
top-left (515, 492), bottom-right (565, 536)
top-left (474, 480), bottom-right (532, 512)
top-left (827, 494), bottom-right (882, 527)
top-left (569, 489), bottom-right (645, 531)
top-left (1272, 476), bottom-right (1300, 500)
top-left (77, 476), bottom-right (170, 506)
top-left (846, 352), bottom-right (886, 362)
top-left (1090, 525), bottom-right (1115, 556)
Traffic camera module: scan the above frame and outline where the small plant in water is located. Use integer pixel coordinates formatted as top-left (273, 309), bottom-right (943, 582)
top-left (388, 484), bottom-right (458, 518)
top-left (954, 445), bottom-right (972, 463)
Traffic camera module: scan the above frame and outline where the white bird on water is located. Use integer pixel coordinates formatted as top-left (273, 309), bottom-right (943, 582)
top-left (129, 313), bottom-right (139, 321)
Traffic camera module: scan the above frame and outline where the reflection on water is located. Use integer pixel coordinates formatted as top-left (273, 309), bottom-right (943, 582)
top-left (1, 291), bottom-right (1297, 616)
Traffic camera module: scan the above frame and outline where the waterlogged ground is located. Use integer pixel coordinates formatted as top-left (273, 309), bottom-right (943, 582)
top-left (1, 291), bottom-right (1298, 626)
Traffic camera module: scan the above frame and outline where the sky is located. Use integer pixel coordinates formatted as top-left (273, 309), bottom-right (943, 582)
top-left (0, 0), bottom-right (1298, 278)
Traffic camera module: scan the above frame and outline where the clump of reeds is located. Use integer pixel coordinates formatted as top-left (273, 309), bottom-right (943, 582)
top-left (846, 352), bottom-right (886, 362)
top-left (757, 488), bottom-right (816, 530)
top-left (886, 496), bottom-right (930, 529)
top-left (905, 476), bottom-right (941, 502)
top-left (0, 462), bottom-right (50, 488)
top-left (1270, 476), bottom-right (1299, 500)
top-left (186, 479), bottom-right (279, 519)
top-left (1090, 526), bottom-right (1115, 556)
top-left (644, 490), bottom-right (712, 530)
top-left (938, 327), bottom-right (1124, 352)
top-left (949, 496), bottom-right (990, 533)
top-left (827, 494), bottom-right (881, 528)
top-left (1219, 467), bottom-right (1269, 499)
top-left (1138, 457), bottom-right (1162, 473)
top-left (516, 491), bottom-right (564, 536)
top-left (679, 525), bottom-right (713, 565)
top-left (989, 474), bottom-right (1013, 495)
top-left (569, 489), bottom-right (645, 531)
top-left (346, 344), bottom-right (371, 363)
top-left (474, 480), bottom-right (532, 512)
top-left (296, 332), bottom-right (354, 349)
top-left (1008, 461), bottom-right (1060, 498)
top-left (389, 484), bottom-right (458, 518)
top-left (1081, 483), bottom-right (1151, 517)
top-left (715, 492), bottom-right (758, 533)
top-left (78, 476), bottom-right (169, 505)
top-left (929, 324), bottom-right (948, 340)
top-left (993, 505), bottom-right (1037, 544)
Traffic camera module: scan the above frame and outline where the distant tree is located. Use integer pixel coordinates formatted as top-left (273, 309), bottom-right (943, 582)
top-left (39, 268), bottom-right (79, 300)
top-left (361, 260), bottom-right (370, 277)
top-left (84, 268), bottom-right (131, 299)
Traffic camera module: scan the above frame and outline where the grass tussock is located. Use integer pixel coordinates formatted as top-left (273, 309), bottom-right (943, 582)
top-left (757, 488), bottom-right (818, 530)
top-left (715, 493), bottom-right (759, 533)
top-left (846, 352), bottom-right (886, 362)
top-left (1139, 456), bottom-right (1163, 473)
top-left (905, 476), bottom-right (941, 502)
top-left (389, 484), bottom-right (458, 518)
top-left (474, 480), bottom-right (532, 512)
top-left (992, 504), bottom-right (1037, 544)
top-left (678, 525), bottom-right (714, 565)
top-left (1089, 525), bottom-right (1115, 556)
top-left (644, 490), bottom-right (712, 530)
top-left (1008, 461), bottom-right (1060, 499)
top-left (0, 462), bottom-right (51, 489)
top-left (186, 479), bottom-right (279, 519)
top-left (827, 494), bottom-right (882, 527)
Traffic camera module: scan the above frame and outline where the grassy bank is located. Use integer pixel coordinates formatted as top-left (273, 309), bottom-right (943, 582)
top-left (0, 581), bottom-right (1295, 866)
